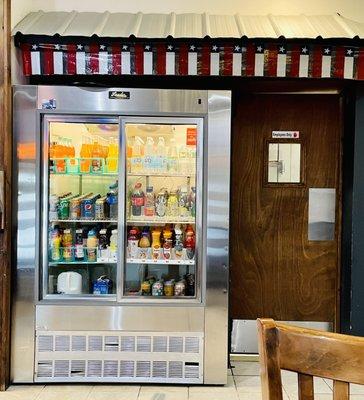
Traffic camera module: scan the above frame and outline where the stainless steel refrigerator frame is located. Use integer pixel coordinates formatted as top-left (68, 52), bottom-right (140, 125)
top-left (12, 86), bottom-right (231, 385)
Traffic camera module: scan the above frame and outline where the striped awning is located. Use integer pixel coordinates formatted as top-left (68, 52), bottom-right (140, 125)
top-left (13, 11), bottom-right (364, 80)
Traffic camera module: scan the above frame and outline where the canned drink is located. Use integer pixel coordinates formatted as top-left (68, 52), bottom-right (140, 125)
top-left (95, 196), bottom-right (108, 220)
top-left (174, 280), bottom-right (186, 296)
top-left (58, 198), bottom-right (70, 219)
top-left (152, 281), bottom-right (164, 296)
top-left (81, 194), bottom-right (101, 219)
top-left (70, 197), bottom-right (81, 219)
top-left (141, 281), bottom-right (151, 295)
top-left (164, 280), bottom-right (174, 296)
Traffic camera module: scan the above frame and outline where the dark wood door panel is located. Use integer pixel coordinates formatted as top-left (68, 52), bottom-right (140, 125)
top-left (230, 94), bottom-right (341, 322)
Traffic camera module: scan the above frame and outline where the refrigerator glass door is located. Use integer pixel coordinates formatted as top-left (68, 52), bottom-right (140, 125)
top-left (43, 116), bottom-right (120, 299)
top-left (120, 117), bottom-right (203, 301)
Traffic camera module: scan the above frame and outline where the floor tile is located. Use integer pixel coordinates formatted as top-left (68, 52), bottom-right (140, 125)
top-left (231, 362), bottom-right (260, 376)
top-left (189, 392), bottom-right (239, 400)
top-left (283, 374), bottom-right (332, 395)
top-left (352, 384), bottom-right (364, 394)
top-left (42, 384), bottom-right (93, 393)
top-left (138, 390), bottom-right (187, 400)
top-left (88, 392), bottom-right (138, 400)
top-left (139, 386), bottom-right (187, 393)
top-left (0, 392), bottom-right (39, 400)
top-left (91, 385), bottom-right (140, 393)
top-left (234, 375), bottom-right (261, 392)
top-left (37, 392), bottom-right (90, 400)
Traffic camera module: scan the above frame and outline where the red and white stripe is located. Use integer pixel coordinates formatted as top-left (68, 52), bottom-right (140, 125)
top-left (299, 46), bottom-right (309, 77)
top-left (53, 45), bottom-right (63, 75)
top-left (166, 44), bottom-right (175, 75)
top-left (98, 44), bottom-right (108, 74)
top-left (210, 44), bottom-right (220, 76)
top-left (121, 44), bottom-right (131, 75)
top-left (344, 48), bottom-right (355, 79)
top-left (321, 46), bottom-right (332, 78)
top-left (232, 45), bottom-right (242, 76)
top-left (30, 44), bottom-right (41, 75)
top-left (188, 44), bottom-right (197, 75)
top-left (76, 44), bottom-right (86, 75)
top-left (254, 45), bottom-right (264, 76)
top-left (143, 44), bottom-right (153, 75)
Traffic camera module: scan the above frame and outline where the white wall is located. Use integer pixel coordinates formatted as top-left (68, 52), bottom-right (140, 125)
top-left (11, 0), bottom-right (364, 28)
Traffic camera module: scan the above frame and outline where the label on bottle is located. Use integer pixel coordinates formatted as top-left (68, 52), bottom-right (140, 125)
top-left (75, 244), bottom-right (84, 259)
top-left (132, 197), bottom-right (144, 206)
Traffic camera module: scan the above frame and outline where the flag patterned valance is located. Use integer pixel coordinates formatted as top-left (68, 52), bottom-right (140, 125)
top-left (19, 41), bottom-right (364, 80)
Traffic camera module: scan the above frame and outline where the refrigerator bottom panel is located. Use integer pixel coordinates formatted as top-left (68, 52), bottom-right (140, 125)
top-left (35, 330), bottom-right (203, 384)
top-left (36, 305), bottom-right (205, 332)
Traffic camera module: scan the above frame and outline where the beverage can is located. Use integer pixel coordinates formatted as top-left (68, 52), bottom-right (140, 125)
top-left (95, 197), bottom-right (107, 220)
top-left (58, 198), bottom-right (70, 220)
top-left (70, 197), bottom-right (81, 219)
top-left (81, 194), bottom-right (100, 220)
top-left (174, 280), bottom-right (186, 296)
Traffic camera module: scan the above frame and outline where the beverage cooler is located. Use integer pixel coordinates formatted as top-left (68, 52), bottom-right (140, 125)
top-left (12, 86), bottom-right (231, 384)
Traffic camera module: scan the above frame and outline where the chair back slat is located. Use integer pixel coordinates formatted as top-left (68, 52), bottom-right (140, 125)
top-left (258, 319), bottom-right (364, 400)
top-left (333, 380), bottom-right (349, 400)
top-left (298, 373), bottom-right (314, 400)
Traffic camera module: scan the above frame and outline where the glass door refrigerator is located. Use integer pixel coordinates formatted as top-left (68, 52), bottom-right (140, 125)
top-left (12, 86), bottom-right (231, 385)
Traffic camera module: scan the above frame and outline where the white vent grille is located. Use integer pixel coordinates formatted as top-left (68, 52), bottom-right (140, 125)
top-left (120, 360), bottom-right (134, 377)
top-left (37, 361), bottom-right (53, 378)
top-left (152, 361), bottom-right (167, 378)
top-left (54, 360), bottom-right (69, 377)
top-left (169, 336), bottom-right (183, 352)
top-left (153, 336), bottom-right (167, 352)
top-left (55, 335), bottom-right (70, 352)
top-left (38, 336), bottom-right (53, 352)
top-left (137, 336), bottom-right (151, 352)
top-left (104, 336), bottom-right (119, 352)
top-left (72, 336), bottom-right (86, 352)
top-left (185, 337), bottom-right (200, 353)
top-left (185, 363), bottom-right (200, 379)
top-left (89, 336), bottom-right (103, 351)
top-left (136, 361), bottom-right (151, 377)
top-left (103, 360), bottom-right (118, 377)
top-left (120, 336), bottom-right (135, 352)
top-left (169, 361), bottom-right (183, 379)
top-left (36, 331), bottom-right (203, 384)
top-left (71, 360), bottom-right (85, 377)
top-left (87, 360), bottom-right (102, 377)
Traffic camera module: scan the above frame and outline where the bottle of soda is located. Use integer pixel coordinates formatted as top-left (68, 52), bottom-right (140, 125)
top-left (131, 182), bottom-right (144, 217)
top-left (184, 225), bottom-right (195, 260)
top-left (98, 228), bottom-right (109, 260)
top-left (107, 181), bottom-right (118, 219)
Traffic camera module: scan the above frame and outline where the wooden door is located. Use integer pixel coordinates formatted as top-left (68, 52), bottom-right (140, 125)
top-left (230, 93), bottom-right (342, 323)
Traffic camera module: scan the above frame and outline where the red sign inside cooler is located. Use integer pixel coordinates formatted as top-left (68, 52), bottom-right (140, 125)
top-left (186, 127), bottom-right (197, 146)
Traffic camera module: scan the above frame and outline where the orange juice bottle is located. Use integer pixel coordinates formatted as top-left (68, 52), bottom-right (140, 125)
top-left (68, 144), bottom-right (78, 173)
top-left (151, 229), bottom-right (161, 260)
top-left (54, 143), bottom-right (66, 173)
top-left (91, 142), bottom-right (103, 172)
top-left (80, 143), bottom-right (91, 173)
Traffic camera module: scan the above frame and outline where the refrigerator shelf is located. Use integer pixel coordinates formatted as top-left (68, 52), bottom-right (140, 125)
top-left (50, 219), bottom-right (118, 223)
top-left (126, 258), bottom-right (195, 265)
top-left (50, 172), bottom-right (118, 177)
top-left (127, 217), bottom-right (195, 225)
top-left (127, 172), bottom-right (195, 178)
top-left (49, 261), bottom-right (117, 266)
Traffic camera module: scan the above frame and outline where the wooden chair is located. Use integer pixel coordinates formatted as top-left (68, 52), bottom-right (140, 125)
top-left (257, 318), bottom-right (364, 400)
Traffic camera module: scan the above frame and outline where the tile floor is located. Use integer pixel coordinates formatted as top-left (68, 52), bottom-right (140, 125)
top-left (2, 361), bottom-right (364, 400)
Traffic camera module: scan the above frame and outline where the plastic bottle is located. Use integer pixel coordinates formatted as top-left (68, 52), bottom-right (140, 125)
top-left (91, 141), bottom-right (103, 172)
top-left (184, 225), bottom-right (196, 260)
top-left (131, 183), bottom-right (144, 217)
top-left (144, 186), bottom-right (155, 217)
top-left (107, 142), bottom-right (118, 173)
top-left (68, 144), bottom-right (78, 173)
top-left (128, 227), bottom-right (139, 259)
top-left (178, 187), bottom-right (189, 217)
top-left (162, 226), bottom-right (173, 260)
top-left (157, 137), bottom-right (167, 173)
top-left (139, 228), bottom-right (151, 259)
top-left (62, 229), bottom-right (73, 261)
top-left (98, 229), bottom-right (109, 260)
top-left (50, 228), bottom-right (62, 261)
top-left (144, 137), bottom-right (154, 173)
top-left (75, 229), bottom-right (84, 261)
top-left (174, 224), bottom-right (184, 259)
top-left (109, 229), bottom-right (118, 260)
top-left (178, 146), bottom-right (188, 174)
top-left (151, 229), bottom-right (161, 260)
top-left (131, 137), bottom-right (143, 173)
top-left (189, 187), bottom-right (196, 217)
top-left (107, 182), bottom-right (118, 219)
top-left (86, 229), bottom-right (98, 262)
top-left (80, 143), bottom-right (91, 173)
top-left (168, 138), bottom-right (179, 173)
